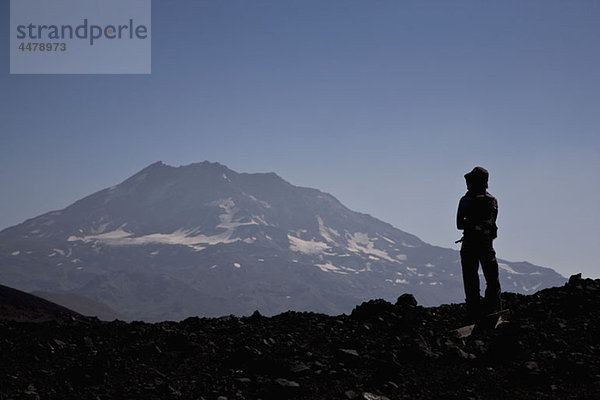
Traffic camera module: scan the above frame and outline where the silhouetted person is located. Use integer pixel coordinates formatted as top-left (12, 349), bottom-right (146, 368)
top-left (457, 166), bottom-right (501, 321)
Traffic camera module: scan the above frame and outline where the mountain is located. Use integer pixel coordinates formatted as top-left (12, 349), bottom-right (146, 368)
top-left (0, 284), bottom-right (81, 322)
top-left (0, 161), bottom-right (565, 321)
top-left (1, 274), bottom-right (598, 399)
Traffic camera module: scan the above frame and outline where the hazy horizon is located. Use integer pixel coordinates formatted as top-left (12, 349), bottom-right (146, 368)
top-left (2, 1), bottom-right (599, 279)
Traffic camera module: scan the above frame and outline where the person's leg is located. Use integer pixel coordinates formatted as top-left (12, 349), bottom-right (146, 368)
top-left (480, 241), bottom-right (501, 313)
top-left (461, 244), bottom-right (482, 320)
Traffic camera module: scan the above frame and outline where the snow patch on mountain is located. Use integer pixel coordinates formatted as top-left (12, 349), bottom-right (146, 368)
top-left (313, 262), bottom-right (359, 275)
top-left (213, 198), bottom-right (264, 229)
top-left (379, 235), bottom-right (396, 244)
top-left (499, 263), bottom-right (523, 275)
top-left (317, 216), bottom-right (341, 245)
top-left (90, 222), bottom-right (111, 234)
top-left (288, 234), bottom-right (330, 255)
top-left (68, 228), bottom-right (130, 242)
top-left (68, 228), bottom-right (212, 251)
top-left (67, 198), bottom-right (270, 250)
top-left (314, 262), bottom-right (345, 274)
top-left (245, 193), bottom-right (272, 209)
top-left (345, 232), bottom-right (398, 263)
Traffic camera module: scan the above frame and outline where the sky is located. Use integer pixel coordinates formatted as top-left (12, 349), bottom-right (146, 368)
top-left (1, 1), bottom-right (599, 279)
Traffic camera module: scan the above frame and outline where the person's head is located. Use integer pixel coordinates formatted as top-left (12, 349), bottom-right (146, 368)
top-left (464, 166), bottom-right (489, 191)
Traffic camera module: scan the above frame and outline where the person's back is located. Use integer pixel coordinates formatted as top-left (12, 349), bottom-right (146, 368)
top-left (457, 167), bottom-right (501, 321)
top-left (457, 189), bottom-right (498, 240)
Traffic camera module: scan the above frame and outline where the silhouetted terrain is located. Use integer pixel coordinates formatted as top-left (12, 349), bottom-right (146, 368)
top-left (1, 274), bottom-right (598, 399)
top-left (0, 284), bottom-right (81, 322)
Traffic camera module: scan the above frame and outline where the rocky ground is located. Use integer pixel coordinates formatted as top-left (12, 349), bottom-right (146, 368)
top-left (1, 274), bottom-right (599, 400)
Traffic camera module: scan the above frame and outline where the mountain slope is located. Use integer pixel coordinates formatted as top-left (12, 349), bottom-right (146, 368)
top-left (0, 284), bottom-right (81, 322)
top-left (31, 290), bottom-right (126, 321)
top-left (0, 161), bottom-right (565, 320)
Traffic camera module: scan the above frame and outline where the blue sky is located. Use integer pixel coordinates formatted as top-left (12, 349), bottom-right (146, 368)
top-left (1, 1), bottom-right (599, 278)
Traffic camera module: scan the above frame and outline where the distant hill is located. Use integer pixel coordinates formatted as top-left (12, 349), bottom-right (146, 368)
top-left (31, 291), bottom-right (126, 321)
top-left (0, 161), bottom-right (566, 320)
top-left (0, 284), bottom-right (80, 322)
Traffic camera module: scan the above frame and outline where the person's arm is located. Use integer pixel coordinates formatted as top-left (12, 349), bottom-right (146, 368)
top-left (457, 197), bottom-right (467, 230)
top-left (490, 197), bottom-right (498, 238)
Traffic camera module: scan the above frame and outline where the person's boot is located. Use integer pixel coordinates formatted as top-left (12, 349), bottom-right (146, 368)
top-left (466, 296), bottom-right (483, 323)
top-left (483, 295), bottom-right (501, 315)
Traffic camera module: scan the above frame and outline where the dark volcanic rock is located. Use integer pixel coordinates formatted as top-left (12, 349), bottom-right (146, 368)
top-left (396, 293), bottom-right (418, 307)
top-left (1, 275), bottom-right (599, 399)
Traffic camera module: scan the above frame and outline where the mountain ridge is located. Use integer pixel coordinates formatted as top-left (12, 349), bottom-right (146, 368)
top-left (0, 283), bottom-right (81, 322)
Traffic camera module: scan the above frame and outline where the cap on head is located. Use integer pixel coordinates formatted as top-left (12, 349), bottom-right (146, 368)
top-left (464, 166), bottom-right (489, 189)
